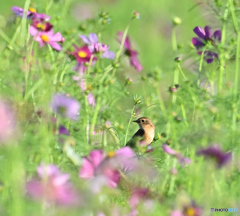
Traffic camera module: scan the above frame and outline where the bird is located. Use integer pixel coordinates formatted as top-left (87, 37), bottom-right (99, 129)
top-left (126, 117), bottom-right (155, 149)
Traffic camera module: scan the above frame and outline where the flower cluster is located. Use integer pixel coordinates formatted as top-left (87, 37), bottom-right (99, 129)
top-left (12, 6), bottom-right (64, 51)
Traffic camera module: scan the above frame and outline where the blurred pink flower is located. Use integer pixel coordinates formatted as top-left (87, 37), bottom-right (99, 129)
top-left (129, 187), bottom-right (154, 216)
top-left (26, 164), bottom-right (79, 205)
top-left (30, 28), bottom-right (64, 51)
top-left (50, 93), bottom-right (80, 121)
top-left (117, 31), bottom-right (143, 72)
top-left (79, 147), bottom-right (134, 188)
top-left (87, 93), bottom-right (96, 106)
top-left (162, 144), bottom-right (191, 166)
top-left (196, 145), bottom-right (231, 168)
top-left (0, 100), bottom-right (16, 143)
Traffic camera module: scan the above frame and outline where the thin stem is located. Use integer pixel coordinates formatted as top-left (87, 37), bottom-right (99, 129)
top-left (218, 2), bottom-right (229, 92)
top-left (124, 105), bottom-right (136, 145)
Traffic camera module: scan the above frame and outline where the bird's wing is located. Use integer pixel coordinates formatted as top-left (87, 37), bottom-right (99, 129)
top-left (126, 129), bottom-right (144, 148)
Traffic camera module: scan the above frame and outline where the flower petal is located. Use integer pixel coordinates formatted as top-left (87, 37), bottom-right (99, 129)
top-left (79, 34), bottom-right (91, 44)
top-left (89, 150), bottom-right (104, 167)
top-left (89, 33), bottom-right (98, 44)
top-left (162, 144), bottom-right (177, 155)
top-left (102, 50), bottom-right (115, 59)
top-left (213, 30), bottom-right (221, 42)
top-left (49, 42), bottom-right (62, 51)
top-left (79, 158), bottom-right (95, 179)
top-left (192, 37), bottom-right (205, 48)
top-left (204, 26), bottom-right (213, 39)
top-left (29, 25), bottom-right (38, 36)
top-left (193, 26), bottom-right (206, 39)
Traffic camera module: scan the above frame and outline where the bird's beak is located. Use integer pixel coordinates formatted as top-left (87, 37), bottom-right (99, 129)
top-left (133, 120), bottom-right (138, 123)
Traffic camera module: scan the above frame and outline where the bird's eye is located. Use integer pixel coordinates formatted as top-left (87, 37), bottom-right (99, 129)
top-left (141, 119), bottom-right (144, 123)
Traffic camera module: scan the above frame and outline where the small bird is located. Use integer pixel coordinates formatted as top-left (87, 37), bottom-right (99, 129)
top-left (126, 117), bottom-right (155, 149)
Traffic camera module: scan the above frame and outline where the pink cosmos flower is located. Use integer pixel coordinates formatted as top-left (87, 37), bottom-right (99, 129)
top-left (30, 27), bottom-right (64, 51)
top-left (79, 147), bottom-right (135, 188)
top-left (11, 6), bottom-right (50, 20)
top-left (79, 33), bottom-right (115, 59)
top-left (162, 144), bottom-right (191, 166)
top-left (0, 100), bottom-right (16, 143)
top-left (26, 164), bottom-right (79, 205)
top-left (117, 31), bottom-right (143, 72)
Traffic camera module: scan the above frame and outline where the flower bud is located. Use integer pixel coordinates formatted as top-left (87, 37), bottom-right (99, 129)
top-left (133, 12), bottom-right (140, 19)
top-left (172, 16), bottom-right (182, 26)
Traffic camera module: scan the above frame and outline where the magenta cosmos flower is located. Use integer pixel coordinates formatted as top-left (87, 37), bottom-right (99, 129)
top-left (79, 33), bottom-right (115, 59)
top-left (0, 99), bottom-right (16, 143)
top-left (30, 27), bottom-right (64, 51)
top-left (50, 93), bottom-right (80, 121)
top-left (196, 145), bottom-right (232, 168)
top-left (11, 6), bottom-right (50, 20)
top-left (26, 164), bottom-right (79, 205)
top-left (79, 147), bottom-right (134, 188)
top-left (117, 31), bottom-right (143, 72)
top-left (192, 26), bottom-right (221, 64)
top-left (162, 144), bottom-right (191, 166)
top-left (31, 17), bottom-right (53, 32)
top-left (72, 44), bottom-right (97, 66)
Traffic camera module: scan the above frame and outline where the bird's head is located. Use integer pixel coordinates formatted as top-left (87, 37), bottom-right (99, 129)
top-left (133, 117), bottom-right (155, 129)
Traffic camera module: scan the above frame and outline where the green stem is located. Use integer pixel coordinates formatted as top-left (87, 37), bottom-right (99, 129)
top-left (124, 105), bottom-right (136, 145)
top-left (218, 2), bottom-right (229, 92)
top-left (89, 94), bottom-right (102, 144)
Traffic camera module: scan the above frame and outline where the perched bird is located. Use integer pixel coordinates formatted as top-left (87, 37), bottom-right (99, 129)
top-left (126, 117), bottom-right (155, 149)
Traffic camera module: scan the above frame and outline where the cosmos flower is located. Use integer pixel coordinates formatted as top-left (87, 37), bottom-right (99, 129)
top-left (71, 45), bottom-right (97, 71)
top-left (79, 147), bottom-right (135, 188)
top-left (79, 33), bottom-right (115, 59)
top-left (196, 145), bottom-right (232, 168)
top-left (192, 26), bottom-right (221, 64)
top-left (31, 18), bottom-right (53, 32)
top-left (162, 144), bottom-right (191, 166)
top-left (50, 93), bottom-right (80, 121)
top-left (171, 200), bottom-right (202, 216)
top-left (30, 27), bottom-right (64, 51)
top-left (26, 164), bottom-right (79, 205)
top-left (0, 99), bottom-right (16, 143)
top-left (11, 6), bottom-right (50, 20)
top-left (117, 31), bottom-right (143, 72)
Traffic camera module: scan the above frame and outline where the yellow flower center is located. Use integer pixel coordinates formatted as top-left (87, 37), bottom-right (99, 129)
top-left (28, 7), bottom-right (36, 13)
top-left (185, 207), bottom-right (196, 216)
top-left (78, 51), bottom-right (87, 58)
top-left (41, 34), bottom-right (49, 42)
top-left (107, 151), bottom-right (115, 158)
top-left (37, 23), bottom-right (46, 30)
